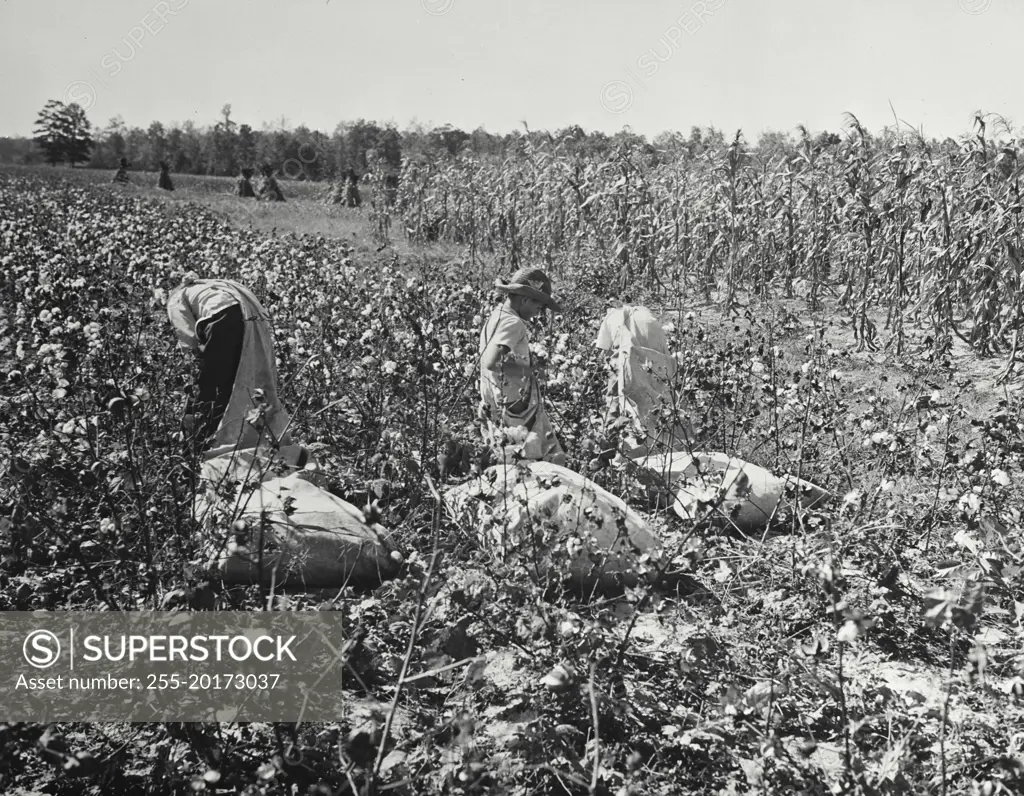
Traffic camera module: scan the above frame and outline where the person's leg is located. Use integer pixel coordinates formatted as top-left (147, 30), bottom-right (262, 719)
top-left (194, 304), bottom-right (244, 448)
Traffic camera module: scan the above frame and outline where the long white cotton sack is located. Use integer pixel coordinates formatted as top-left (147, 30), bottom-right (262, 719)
top-left (219, 473), bottom-right (399, 589)
top-left (635, 451), bottom-right (829, 533)
top-left (445, 461), bottom-right (669, 591)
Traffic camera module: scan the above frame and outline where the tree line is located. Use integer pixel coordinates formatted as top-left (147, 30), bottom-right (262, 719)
top-left (6, 99), bottom-right (864, 182)
top-left (18, 99), bottom-right (1005, 185)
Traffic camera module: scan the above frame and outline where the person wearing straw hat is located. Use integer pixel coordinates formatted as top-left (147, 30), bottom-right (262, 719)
top-left (478, 267), bottom-right (566, 465)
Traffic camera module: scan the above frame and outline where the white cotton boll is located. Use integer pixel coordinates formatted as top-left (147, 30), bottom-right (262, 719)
top-left (991, 468), bottom-right (1010, 487)
top-left (837, 620), bottom-right (861, 644)
top-left (958, 491), bottom-right (982, 517)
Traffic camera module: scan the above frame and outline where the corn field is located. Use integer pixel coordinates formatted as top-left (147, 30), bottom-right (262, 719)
top-left (391, 115), bottom-right (1024, 365)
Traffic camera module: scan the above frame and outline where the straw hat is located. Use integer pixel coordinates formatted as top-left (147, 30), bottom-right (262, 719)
top-left (493, 267), bottom-right (562, 313)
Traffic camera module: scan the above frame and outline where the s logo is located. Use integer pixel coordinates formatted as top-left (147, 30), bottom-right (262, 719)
top-left (23, 630), bottom-right (61, 669)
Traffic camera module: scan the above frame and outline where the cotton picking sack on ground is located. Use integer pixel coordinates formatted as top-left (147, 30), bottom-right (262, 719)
top-left (634, 451), bottom-right (830, 534)
top-left (597, 305), bottom-right (830, 533)
top-left (198, 445), bottom-right (398, 590)
top-left (596, 304), bottom-right (696, 450)
top-left (445, 460), bottom-right (697, 593)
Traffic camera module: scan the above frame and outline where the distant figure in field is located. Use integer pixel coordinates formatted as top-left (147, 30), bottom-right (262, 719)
top-left (166, 275), bottom-right (293, 454)
top-left (158, 161), bottom-right (174, 191)
top-left (256, 163), bottom-right (285, 202)
top-left (112, 157), bottom-right (130, 184)
top-left (479, 267), bottom-right (566, 465)
top-left (236, 167), bottom-right (256, 198)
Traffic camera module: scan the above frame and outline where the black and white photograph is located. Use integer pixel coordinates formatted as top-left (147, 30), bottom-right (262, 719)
top-left (2, 1), bottom-right (1024, 793)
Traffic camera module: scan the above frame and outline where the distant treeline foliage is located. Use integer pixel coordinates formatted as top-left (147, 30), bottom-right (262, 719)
top-left (8, 101), bottom-right (853, 179)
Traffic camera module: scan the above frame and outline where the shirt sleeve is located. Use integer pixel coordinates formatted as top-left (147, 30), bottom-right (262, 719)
top-left (484, 311), bottom-right (527, 358)
top-left (166, 287), bottom-right (199, 351)
top-left (596, 308), bottom-right (622, 350)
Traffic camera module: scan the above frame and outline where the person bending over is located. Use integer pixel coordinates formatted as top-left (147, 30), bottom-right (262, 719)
top-left (166, 276), bottom-right (293, 455)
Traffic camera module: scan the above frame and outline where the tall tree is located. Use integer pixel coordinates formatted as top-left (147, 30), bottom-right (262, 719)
top-left (469, 126), bottom-right (501, 157)
top-left (33, 101), bottom-right (65, 166)
top-left (236, 124), bottom-right (257, 170)
top-left (378, 126), bottom-right (403, 171)
top-left (125, 125), bottom-right (150, 169)
top-left (145, 121), bottom-right (167, 170)
top-left (33, 100), bottom-right (94, 167)
top-left (346, 120), bottom-right (383, 172)
top-left (287, 125), bottom-right (327, 180)
top-left (398, 121), bottom-right (430, 164)
top-left (329, 123), bottom-right (350, 176)
top-left (61, 104), bottom-right (94, 166)
top-left (430, 124), bottom-right (470, 157)
top-left (651, 130), bottom-right (688, 164)
top-left (99, 116), bottom-right (128, 168)
top-left (755, 129), bottom-right (796, 164)
top-left (257, 120), bottom-right (290, 169)
top-left (209, 104), bottom-right (238, 175)
top-left (166, 124), bottom-right (186, 172)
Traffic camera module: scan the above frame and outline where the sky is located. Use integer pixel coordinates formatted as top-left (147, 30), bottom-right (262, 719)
top-left (0, 0), bottom-right (1021, 142)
